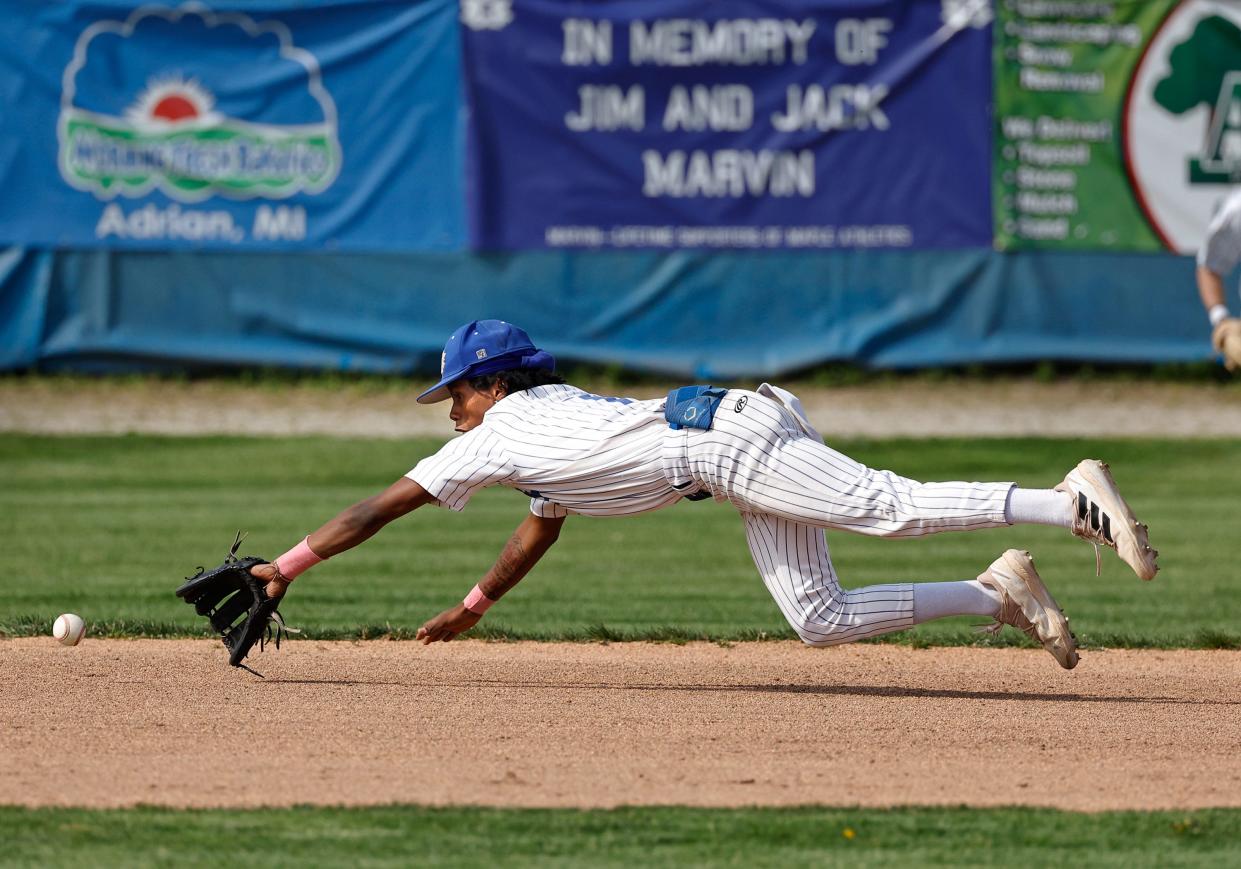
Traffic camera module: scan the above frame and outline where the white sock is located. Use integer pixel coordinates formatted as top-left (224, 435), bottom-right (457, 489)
top-left (1005, 487), bottom-right (1073, 528)
top-left (912, 580), bottom-right (1002, 624)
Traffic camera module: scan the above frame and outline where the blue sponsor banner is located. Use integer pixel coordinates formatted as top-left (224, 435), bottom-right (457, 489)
top-left (463, 0), bottom-right (994, 250)
top-left (0, 0), bottom-right (465, 251)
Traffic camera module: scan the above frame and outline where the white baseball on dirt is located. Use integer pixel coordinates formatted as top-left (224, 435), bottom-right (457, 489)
top-left (52, 613), bottom-right (86, 646)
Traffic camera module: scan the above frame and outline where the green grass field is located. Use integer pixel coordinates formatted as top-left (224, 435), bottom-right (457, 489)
top-left (4, 432), bottom-right (1240, 864)
top-left (0, 805), bottom-right (1237, 868)
top-left (1, 433), bottom-right (1237, 647)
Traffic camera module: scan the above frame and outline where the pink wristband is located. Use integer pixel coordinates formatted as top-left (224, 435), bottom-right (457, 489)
top-left (463, 584), bottom-right (495, 615)
top-left (274, 537), bottom-right (324, 581)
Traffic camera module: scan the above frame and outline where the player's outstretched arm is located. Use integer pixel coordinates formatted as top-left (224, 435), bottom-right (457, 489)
top-left (253, 477), bottom-right (436, 598)
top-left (417, 512), bottom-right (566, 644)
top-left (307, 477), bottom-right (436, 556)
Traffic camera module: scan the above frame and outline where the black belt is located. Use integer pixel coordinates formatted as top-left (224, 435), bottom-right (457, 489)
top-left (672, 481), bottom-right (711, 502)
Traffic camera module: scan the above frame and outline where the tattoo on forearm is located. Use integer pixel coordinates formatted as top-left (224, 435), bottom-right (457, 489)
top-left (481, 532), bottom-right (530, 599)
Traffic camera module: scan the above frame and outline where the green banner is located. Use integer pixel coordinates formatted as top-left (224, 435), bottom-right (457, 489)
top-left (994, 0), bottom-right (1241, 253)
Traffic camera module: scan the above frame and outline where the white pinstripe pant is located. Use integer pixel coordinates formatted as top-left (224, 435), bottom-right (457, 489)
top-left (670, 390), bottom-right (1012, 646)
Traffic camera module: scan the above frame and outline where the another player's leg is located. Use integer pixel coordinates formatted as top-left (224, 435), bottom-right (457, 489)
top-left (739, 513), bottom-right (1076, 667)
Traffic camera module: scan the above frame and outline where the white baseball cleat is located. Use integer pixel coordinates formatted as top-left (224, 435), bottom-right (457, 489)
top-left (1055, 459), bottom-right (1158, 581)
top-left (977, 549), bottom-right (1079, 670)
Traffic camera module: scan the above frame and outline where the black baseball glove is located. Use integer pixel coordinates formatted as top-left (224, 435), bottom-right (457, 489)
top-left (175, 532), bottom-right (298, 676)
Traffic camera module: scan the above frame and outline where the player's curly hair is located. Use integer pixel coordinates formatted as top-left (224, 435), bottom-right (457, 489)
top-left (468, 368), bottom-right (566, 395)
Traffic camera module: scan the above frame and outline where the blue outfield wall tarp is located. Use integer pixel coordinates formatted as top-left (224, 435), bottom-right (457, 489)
top-left (0, 246), bottom-right (1210, 377)
top-left (0, 0), bottom-right (1222, 374)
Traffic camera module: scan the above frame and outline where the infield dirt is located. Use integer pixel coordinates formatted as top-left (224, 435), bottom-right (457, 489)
top-left (3, 638), bottom-right (1239, 812)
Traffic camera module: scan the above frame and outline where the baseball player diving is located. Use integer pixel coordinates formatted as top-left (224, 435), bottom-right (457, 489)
top-left (211, 320), bottom-right (1159, 672)
top-left (1198, 187), bottom-right (1241, 370)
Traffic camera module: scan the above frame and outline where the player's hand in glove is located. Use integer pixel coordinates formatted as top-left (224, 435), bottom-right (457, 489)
top-left (174, 532), bottom-right (299, 676)
top-left (416, 604), bottom-right (482, 644)
top-left (1212, 317), bottom-right (1241, 372)
top-left (249, 561), bottom-right (291, 601)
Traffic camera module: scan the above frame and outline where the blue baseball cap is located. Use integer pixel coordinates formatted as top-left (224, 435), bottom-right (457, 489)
top-left (417, 320), bottom-right (556, 404)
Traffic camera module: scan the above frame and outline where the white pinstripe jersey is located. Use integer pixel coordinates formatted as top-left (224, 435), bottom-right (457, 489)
top-left (1199, 188), bottom-right (1241, 280)
top-left (409, 382), bottom-right (1014, 647)
top-left (406, 384), bottom-right (682, 517)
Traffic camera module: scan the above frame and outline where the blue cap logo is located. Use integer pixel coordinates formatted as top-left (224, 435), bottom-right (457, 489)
top-left (417, 320), bottom-right (555, 404)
